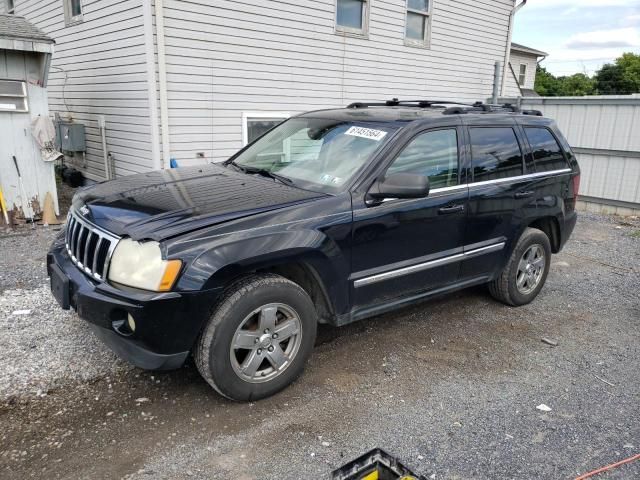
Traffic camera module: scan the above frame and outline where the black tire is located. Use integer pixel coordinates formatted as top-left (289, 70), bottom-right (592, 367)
top-left (194, 274), bottom-right (317, 401)
top-left (488, 227), bottom-right (552, 306)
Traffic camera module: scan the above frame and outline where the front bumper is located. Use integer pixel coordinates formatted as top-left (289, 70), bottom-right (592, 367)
top-left (47, 240), bottom-right (221, 370)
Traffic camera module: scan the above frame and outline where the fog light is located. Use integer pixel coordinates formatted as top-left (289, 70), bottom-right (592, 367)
top-left (127, 313), bottom-right (136, 333)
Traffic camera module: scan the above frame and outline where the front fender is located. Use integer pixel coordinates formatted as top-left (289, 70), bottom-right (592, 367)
top-left (174, 229), bottom-right (351, 315)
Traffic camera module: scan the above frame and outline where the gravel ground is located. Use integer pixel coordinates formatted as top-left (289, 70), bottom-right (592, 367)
top-left (0, 227), bottom-right (61, 292)
top-left (0, 212), bottom-right (638, 479)
top-left (0, 225), bottom-right (132, 402)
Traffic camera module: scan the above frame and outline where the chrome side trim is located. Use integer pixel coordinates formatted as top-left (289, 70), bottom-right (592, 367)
top-left (463, 242), bottom-right (506, 259)
top-left (373, 168), bottom-right (571, 204)
top-left (353, 241), bottom-right (506, 288)
top-left (468, 168), bottom-right (571, 189)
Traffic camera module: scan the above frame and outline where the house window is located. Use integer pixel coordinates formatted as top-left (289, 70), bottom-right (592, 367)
top-left (6, 0), bottom-right (15, 14)
top-left (336, 0), bottom-right (368, 36)
top-left (242, 112), bottom-right (290, 146)
top-left (518, 64), bottom-right (527, 86)
top-left (0, 80), bottom-right (29, 112)
top-left (64, 0), bottom-right (83, 25)
top-left (405, 0), bottom-right (431, 47)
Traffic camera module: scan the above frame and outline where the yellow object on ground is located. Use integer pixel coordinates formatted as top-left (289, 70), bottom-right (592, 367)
top-left (0, 186), bottom-right (9, 225)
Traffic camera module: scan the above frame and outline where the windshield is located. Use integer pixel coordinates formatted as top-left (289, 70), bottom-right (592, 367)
top-left (229, 117), bottom-right (397, 193)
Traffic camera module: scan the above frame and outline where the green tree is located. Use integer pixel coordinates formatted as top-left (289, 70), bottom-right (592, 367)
top-left (535, 66), bottom-right (595, 96)
top-left (595, 52), bottom-right (640, 94)
top-left (535, 66), bottom-right (561, 96)
top-left (558, 73), bottom-right (596, 96)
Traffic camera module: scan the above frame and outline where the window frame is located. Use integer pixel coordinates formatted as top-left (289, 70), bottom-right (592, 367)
top-left (404, 0), bottom-right (432, 48)
top-left (0, 79), bottom-right (29, 113)
top-left (64, 0), bottom-right (84, 26)
top-left (6, 0), bottom-right (15, 14)
top-left (382, 126), bottom-right (462, 190)
top-left (468, 126), bottom-right (526, 183)
top-left (241, 111), bottom-right (290, 147)
top-left (518, 63), bottom-right (527, 87)
top-left (335, 0), bottom-right (370, 38)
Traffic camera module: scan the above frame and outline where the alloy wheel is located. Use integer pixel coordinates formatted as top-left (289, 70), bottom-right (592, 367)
top-left (516, 244), bottom-right (545, 295)
top-left (230, 303), bottom-right (303, 383)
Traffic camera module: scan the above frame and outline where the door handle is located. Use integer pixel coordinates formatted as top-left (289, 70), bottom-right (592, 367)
top-left (514, 190), bottom-right (535, 199)
top-left (438, 204), bottom-right (465, 215)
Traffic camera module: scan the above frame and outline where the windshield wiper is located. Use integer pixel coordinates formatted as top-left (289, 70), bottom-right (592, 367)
top-left (227, 161), bottom-right (294, 186)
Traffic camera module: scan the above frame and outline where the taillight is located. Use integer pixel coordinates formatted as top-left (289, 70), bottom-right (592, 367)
top-left (572, 174), bottom-right (581, 200)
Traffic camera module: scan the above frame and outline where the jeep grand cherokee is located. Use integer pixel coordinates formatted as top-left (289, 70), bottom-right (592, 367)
top-left (48, 100), bottom-right (580, 401)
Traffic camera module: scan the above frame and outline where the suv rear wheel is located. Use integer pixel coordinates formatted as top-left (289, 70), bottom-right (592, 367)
top-left (488, 227), bottom-right (552, 306)
top-left (195, 274), bottom-right (317, 401)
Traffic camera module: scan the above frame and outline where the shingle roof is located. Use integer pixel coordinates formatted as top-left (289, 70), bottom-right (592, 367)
top-left (511, 42), bottom-right (547, 57)
top-left (0, 14), bottom-right (54, 44)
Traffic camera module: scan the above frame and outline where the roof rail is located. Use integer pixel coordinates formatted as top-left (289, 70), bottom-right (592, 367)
top-left (346, 98), bottom-right (474, 109)
top-left (345, 99), bottom-right (544, 116)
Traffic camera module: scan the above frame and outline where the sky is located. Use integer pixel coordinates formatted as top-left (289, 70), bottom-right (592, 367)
top-left (512, 0), bottom-right (640, 76)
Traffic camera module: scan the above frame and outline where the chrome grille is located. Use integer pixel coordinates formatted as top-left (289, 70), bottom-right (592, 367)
top-left (65, 210), bottom-right (119, 281)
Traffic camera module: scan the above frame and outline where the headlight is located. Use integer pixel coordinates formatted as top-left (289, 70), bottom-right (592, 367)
top-left (108, 238), bottom-right (182, 292)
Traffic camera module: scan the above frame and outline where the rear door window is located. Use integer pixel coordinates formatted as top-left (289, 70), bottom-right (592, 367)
top-left (524, 127), bottom-right (568, 172)
top-left (469, 127), bottom-right (523, 182)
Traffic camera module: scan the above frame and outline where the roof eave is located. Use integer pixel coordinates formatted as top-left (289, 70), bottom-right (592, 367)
top-left (510, 45), bottom-right (548, 57)
top-left (0, 37), bottom-right (54, 54)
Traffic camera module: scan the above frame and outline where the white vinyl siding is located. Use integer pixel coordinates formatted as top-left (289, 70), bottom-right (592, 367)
top-left (11, 0), bottom-right (154, 181)
top-left (161, 0), bottom-right (514, 165)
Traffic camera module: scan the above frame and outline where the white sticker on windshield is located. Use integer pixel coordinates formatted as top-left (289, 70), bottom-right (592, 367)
top-left (344, 126), bottom-right (388, 141)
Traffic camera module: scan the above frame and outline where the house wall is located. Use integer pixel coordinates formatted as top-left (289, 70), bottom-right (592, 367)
top-left (160, 0), bottom-right (515, 166)
top-left (0, 49), bottom-right (58, 220)
top-left (16, 0), bottom-right (514, 176)
top-left (14, 0), bottom-right (157, 181)
top-left (502, 63), bottom-right (522, 98)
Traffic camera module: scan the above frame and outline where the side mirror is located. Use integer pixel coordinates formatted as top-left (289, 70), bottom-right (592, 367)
top-left (368, 172), bottom-right (430, 200)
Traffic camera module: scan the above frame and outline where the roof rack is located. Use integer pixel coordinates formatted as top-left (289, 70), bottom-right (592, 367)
top-left (346, 98), bottom-right (474, 109)
top-left (345, 98), bottom-right (543, 116)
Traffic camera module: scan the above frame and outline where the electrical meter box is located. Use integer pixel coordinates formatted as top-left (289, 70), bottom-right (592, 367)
top-left (55, 121), bottom-right (86, 152)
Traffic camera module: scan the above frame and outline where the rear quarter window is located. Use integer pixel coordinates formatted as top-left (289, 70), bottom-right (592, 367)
top-left (469, 127), bottom-right (523, 182)
top-left (524, 127), bottom-right (568, 172)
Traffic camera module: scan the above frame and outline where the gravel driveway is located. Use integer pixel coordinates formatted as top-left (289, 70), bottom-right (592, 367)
top-left (0, 213), bottom-right (638, 479)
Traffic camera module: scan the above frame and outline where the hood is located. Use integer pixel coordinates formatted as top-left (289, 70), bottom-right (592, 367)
top-left (72, 164), bottom-right (325, 241)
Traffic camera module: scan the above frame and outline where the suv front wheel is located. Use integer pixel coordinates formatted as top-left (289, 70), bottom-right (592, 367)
top-left (195, 274), bottom-right (317, 401)
top-left (488, 227), bottom-right (552, 306)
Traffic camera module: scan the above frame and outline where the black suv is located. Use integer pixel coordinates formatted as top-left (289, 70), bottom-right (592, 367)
top-left (48, 100), bottom-right (580, 401)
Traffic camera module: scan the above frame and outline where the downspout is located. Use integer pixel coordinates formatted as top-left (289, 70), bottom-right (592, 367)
top-left (501, 0), bottom-right (527, 97)
top-left (155, 0), bottom-right (171, 169)
top-left (142, 0), bottom-right (162, 170)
